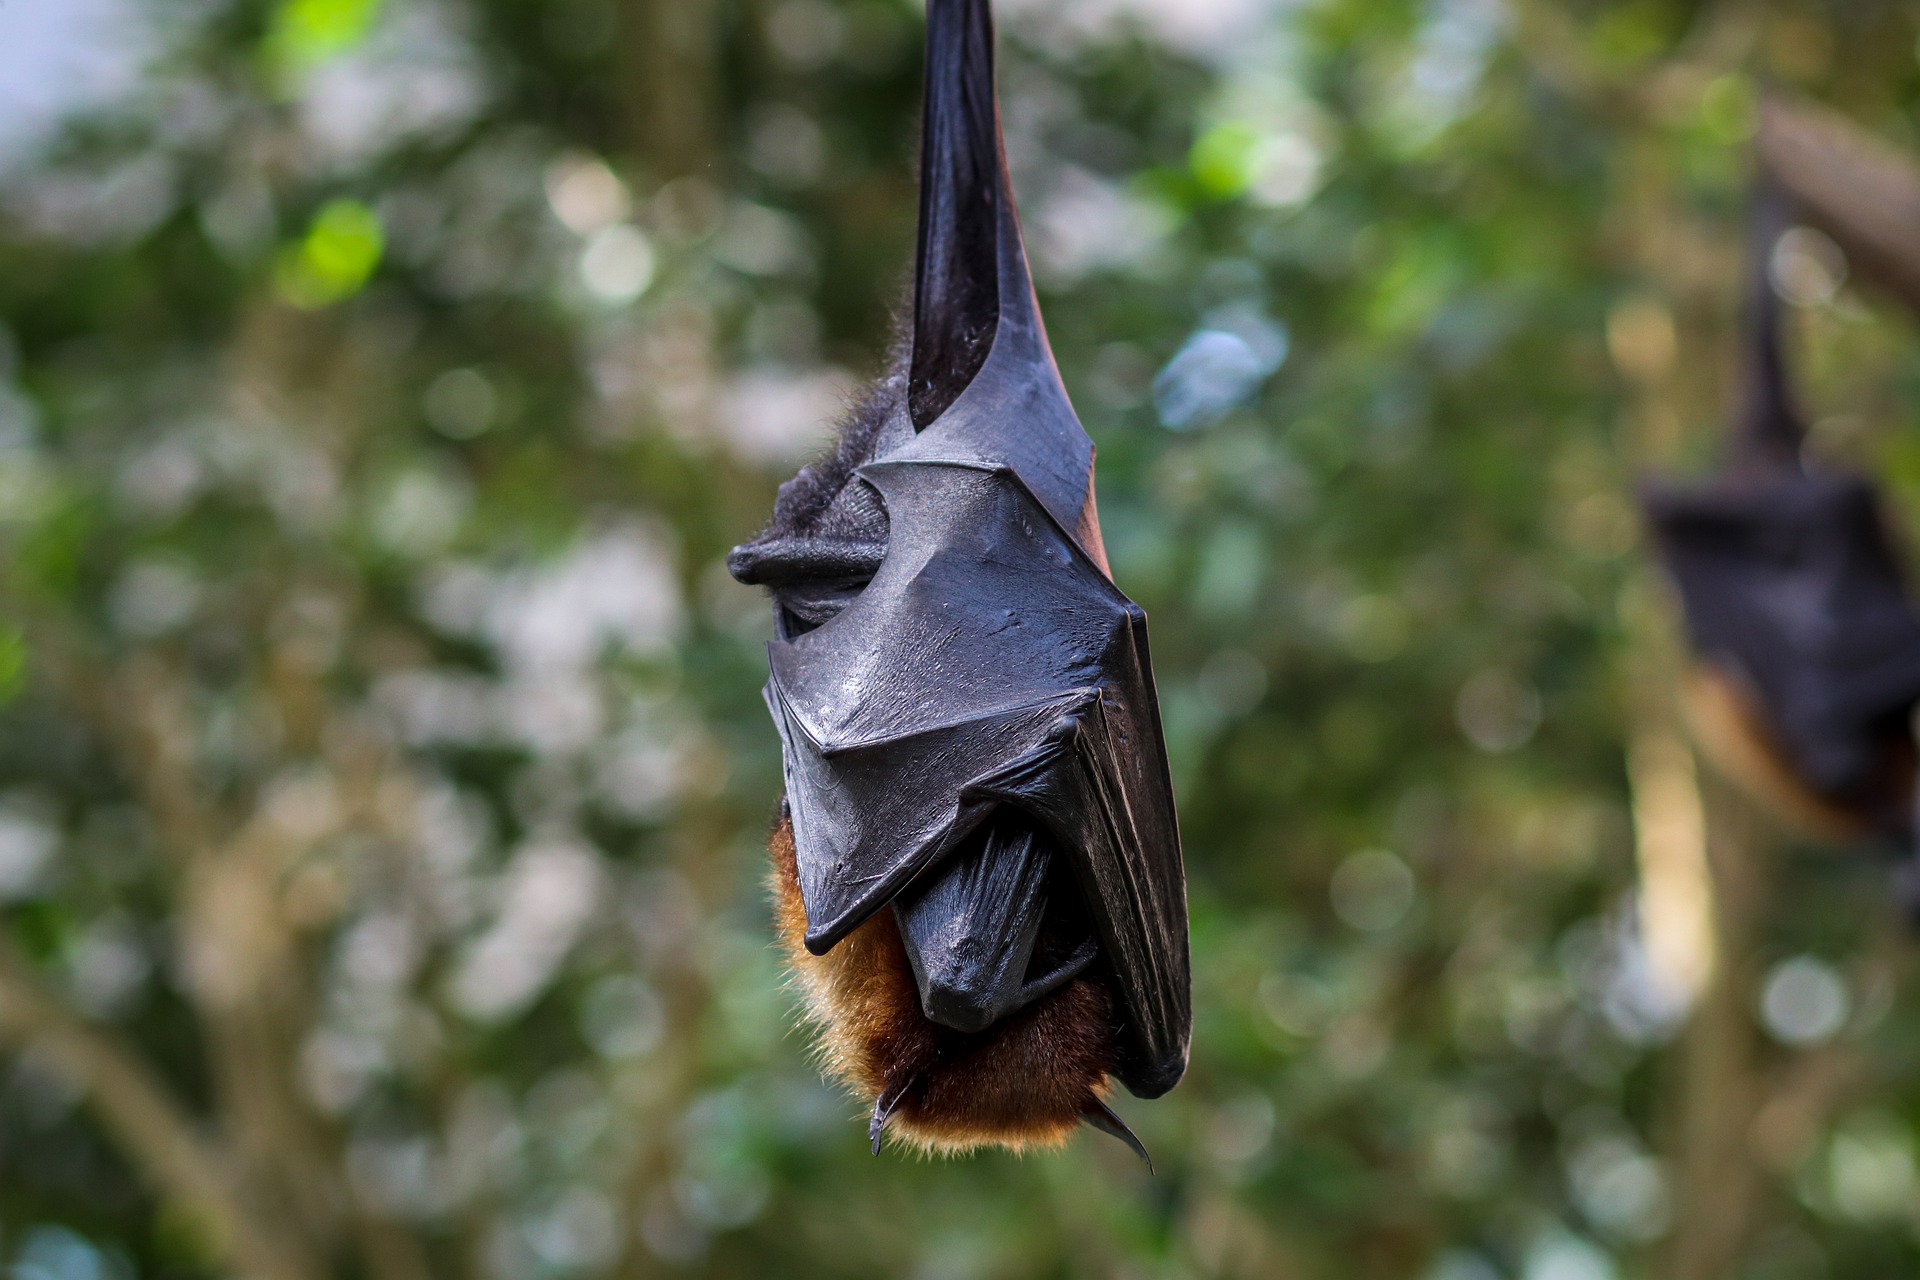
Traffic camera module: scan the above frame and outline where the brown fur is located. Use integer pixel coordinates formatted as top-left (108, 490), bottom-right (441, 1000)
top-left (769, 817), bottom-right (1117, 1155)
top-left (1682, 664), bottom-right (1915, 843)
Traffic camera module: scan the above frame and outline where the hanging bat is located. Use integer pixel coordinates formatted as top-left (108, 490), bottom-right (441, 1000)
top-left (727, 0), bottom-right (1189, 1160)
top-left (1641, 186), bottom-right (1920, 850)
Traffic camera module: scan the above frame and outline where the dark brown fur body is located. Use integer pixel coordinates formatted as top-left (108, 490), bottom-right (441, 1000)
top-left (769, 818), bottom-right (1118, 1154)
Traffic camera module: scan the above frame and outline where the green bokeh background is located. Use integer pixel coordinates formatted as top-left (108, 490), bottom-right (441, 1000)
top-left (4, 1), bottom-right (1920, 1277)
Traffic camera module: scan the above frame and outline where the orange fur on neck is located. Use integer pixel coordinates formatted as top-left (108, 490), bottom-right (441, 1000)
top-left (769, 816), bottom-right (1117, 1155)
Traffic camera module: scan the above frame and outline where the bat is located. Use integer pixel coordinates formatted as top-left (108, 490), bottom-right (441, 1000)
top-left (1642, 185), bottom-right (1920, 850)
top-left (727, 0), bottom-right (1190, 1160)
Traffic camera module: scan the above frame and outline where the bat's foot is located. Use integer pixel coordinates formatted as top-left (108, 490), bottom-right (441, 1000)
top-left (1082, 1097), bottom-right (1152, 1173)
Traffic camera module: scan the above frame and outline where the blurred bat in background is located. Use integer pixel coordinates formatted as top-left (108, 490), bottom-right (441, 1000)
top-left (728, 0), bottom-right (1189, 1160)
top-left (1642, 183), bottom-right (1920, 873)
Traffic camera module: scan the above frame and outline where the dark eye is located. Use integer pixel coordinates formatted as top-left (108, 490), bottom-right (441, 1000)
top-left (775, 580), bottom-right (872, 639)
top-left (779, 606), bottom-right (816, 640)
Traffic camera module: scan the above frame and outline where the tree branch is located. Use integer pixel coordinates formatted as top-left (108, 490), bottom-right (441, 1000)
top-left (1758, 93), bottom-right (1920, 320)
top-left (0, 938), bottom-right (324, 1280)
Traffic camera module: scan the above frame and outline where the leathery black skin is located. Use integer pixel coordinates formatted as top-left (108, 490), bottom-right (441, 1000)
top-left (729, 0), bottom-right (1189, 1157)
top-left (1641, 183), bottom-right (1920, 880)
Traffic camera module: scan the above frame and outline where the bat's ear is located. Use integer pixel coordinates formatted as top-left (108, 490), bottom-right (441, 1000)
top-left (1730, 180), bottom-right (1806, 476)
top-left (908, 0), bottom-right (1022, 431)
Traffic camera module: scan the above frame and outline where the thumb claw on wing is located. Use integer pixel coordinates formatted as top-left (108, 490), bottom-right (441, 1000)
top-left (1083, 1096), bottom-right (1153, 1173)
top-left (870, 1077), bottom-right (915, 1156)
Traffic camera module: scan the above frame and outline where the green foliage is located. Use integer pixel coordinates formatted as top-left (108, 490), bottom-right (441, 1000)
top-left (265, 0), bottom-right (387, 76)
top-left (274, 199), bottom-right (386, 308)
top-left (2, 1), bottom-right (1920, 1278)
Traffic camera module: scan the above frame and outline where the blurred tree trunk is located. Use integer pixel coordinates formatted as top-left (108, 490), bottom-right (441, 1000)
top-left (1759, 93), bottom-right (1920, 320)
top-left (624, 0), bottom-right (723, 181)
top-left (604, 8), bottom-right (731, 1277)
top-left (1599, 52), bottom-right (1779, 1273)
top-left (1659, 769), bottom-right (1773, 1279)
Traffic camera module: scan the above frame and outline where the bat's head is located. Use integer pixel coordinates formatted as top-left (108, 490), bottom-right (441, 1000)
top-left (728, 0), bottom-right (1187, 1158)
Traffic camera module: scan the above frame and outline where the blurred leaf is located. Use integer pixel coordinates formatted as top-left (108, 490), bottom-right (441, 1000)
top-left (273, 199), bottom-right (384, 308)
top-left (265, 0), bottom-right (385, 76)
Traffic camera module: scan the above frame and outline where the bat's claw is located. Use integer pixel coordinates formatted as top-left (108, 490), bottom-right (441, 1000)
top-left (1083, 1097), bottom-right (1153, 1173)
top-left (870, 1077), bottom-right (914, 1156)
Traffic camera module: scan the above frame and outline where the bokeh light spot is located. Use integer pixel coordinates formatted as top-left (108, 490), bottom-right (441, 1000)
top-left (1330, 849), bottom-right (1416, 932)
top-left (275, 199), bottom-right (384, 309)
top-left (1760, 956), bottom-right (1849, 1047)
top-left (267, 0), bottom-right (384, 74)
top-left (579, 225), bottom-right (656, 304)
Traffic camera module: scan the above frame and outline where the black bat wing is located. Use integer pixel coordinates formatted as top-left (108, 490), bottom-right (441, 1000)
top-left (766, 460), bottom-right (1190, 1095)
top-left (910, 0), bottom-right (1001, 432)
top-left (906, 0), bottom-right (1102, 557)
top-left (963, 611), bottom-right (1190, 1096)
